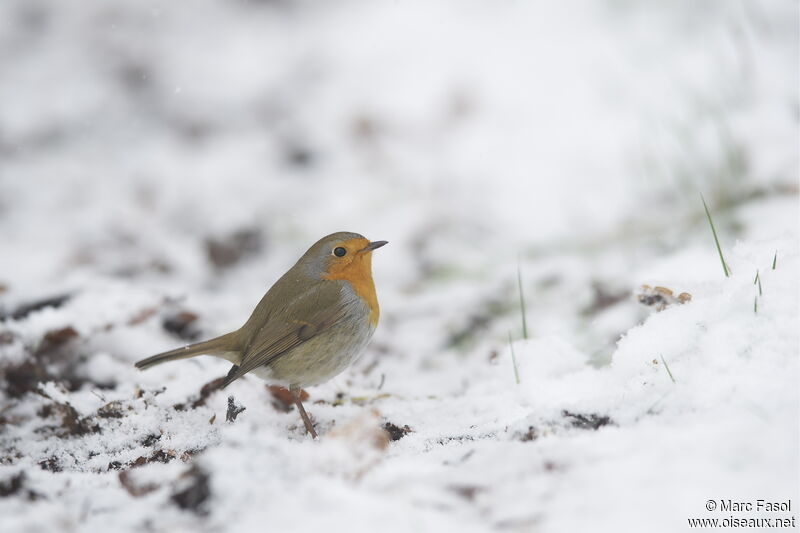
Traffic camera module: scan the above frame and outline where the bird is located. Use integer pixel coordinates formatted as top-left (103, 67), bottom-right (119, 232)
top-left (135, 231), bottom-right (387, 438)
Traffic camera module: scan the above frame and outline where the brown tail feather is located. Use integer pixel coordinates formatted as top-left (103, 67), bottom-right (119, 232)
top-left (135, 332), bottom-right (240, 370)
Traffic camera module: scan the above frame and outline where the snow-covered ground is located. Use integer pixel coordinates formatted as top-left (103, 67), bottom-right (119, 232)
top-left (1, 1), bottom-right (798, 531)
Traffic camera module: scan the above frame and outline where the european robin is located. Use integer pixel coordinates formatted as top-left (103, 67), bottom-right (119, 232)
top-left (135, 232), bottom-right (387, 438)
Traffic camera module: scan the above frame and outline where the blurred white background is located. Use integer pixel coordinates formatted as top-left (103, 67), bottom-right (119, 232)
top-left (0, 1), bottom-right (797, 532)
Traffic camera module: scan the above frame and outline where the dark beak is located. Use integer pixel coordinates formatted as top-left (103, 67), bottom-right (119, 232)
top-left (361, 240), bottom-right (388, 253)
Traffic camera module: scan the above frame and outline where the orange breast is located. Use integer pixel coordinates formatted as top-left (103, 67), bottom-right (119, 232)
top-left (322, 240), bottom-right (380, 327)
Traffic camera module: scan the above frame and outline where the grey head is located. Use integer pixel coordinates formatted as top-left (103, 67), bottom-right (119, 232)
top-left (295, 231), bottom-right (386, 278)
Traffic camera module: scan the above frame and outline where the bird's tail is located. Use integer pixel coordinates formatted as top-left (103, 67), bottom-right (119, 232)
top-left (135, 332), bottom-right (241, 370)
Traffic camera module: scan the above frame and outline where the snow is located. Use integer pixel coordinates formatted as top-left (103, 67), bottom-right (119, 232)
top-left (1, 0), bottom-right (798, 531)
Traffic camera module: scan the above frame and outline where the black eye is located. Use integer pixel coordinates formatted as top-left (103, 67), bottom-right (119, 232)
top-left (333, 247), bottom-right (347, 257)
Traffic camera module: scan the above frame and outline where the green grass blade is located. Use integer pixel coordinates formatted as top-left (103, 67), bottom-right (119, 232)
top-left (701, 194), bottom-right (731, 277)
top-left (660, 355), bottom-right (676, 384)
top-left (772, 251), bottom-right (777, 270)
top-left (517, 262), bottom-right (529, 340)
top-left (754, 296), bottom-right (758, 314)
top-left (508, 332), bottom-right (520, 385)
top-left (753, 270), bottom-right (762, 296)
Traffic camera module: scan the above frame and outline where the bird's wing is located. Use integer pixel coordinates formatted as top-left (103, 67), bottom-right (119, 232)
top-left (221, 283), bottom-right (349, 387)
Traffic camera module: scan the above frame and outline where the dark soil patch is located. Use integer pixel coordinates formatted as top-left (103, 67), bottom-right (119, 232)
top-left (38, 457), bottom-right (62, 472)
top-left (97, 401), bottom-right (127, 419)
top-left (118, 470), bottom-right (159, 498)
top-left (448, 484), bottom-right (485, 502)
top-left (225, 396), bottom-right (245, 422)
top-left (517, 426), bottom-right (539, 442)
top-left (162, 310), bottom-right (201, 341)
top-left (171, 466), bottom-right (211, 515)
top-left (140, 434), bottom-right (161, 447)
top-left (0, 472), bottom-right (41, 500)
top-left (382, 422), bottom-right (412, 441)
top-left (562, 410), bottom-right (613, 430)
top-left (205, 228), bottom-right (263, 270)
top-left (0, 293), bottom-right (72, 321)
top-left (2, 325), bottom-right (84, 398)
top-left (173, 376), bottom-right (226, 411)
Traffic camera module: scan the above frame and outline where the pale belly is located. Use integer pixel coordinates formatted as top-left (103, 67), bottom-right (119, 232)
top-left (250, 319), bottom-right (375, 388)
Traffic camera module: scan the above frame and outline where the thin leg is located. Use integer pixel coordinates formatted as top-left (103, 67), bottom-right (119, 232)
top-left (291, 388), bottom-right (318, 439)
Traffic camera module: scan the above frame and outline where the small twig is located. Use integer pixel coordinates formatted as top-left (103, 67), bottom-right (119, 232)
top-left (753, 270), bottom-right (762, 296)
top-left (225, 396), bottom-right (245, 422)
top-left (660, 355), bottom-right (676, 383)
top-left (508, 332), bottom-right (520, 385)
top-left (701, 194), bottom-right (731, 277)
top-left (90, 389), bottom-right (107, 403)
top-left (517, 261), bottom-right (529, 340)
